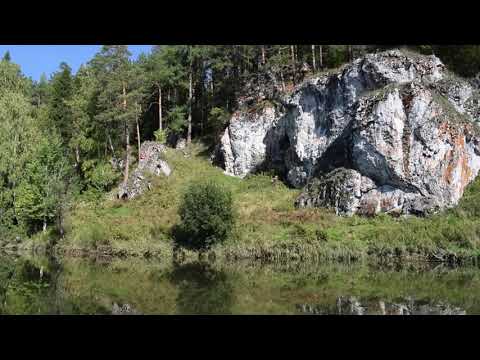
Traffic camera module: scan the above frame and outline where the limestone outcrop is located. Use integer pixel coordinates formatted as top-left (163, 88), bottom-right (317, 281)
top-left (214, 50), bottom-right (480, 216)
top-left (117, 141), bottom-right (171, 200)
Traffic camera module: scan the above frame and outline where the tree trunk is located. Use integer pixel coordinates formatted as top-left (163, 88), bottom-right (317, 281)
top-left (12, 134), bottom-right (17, 223)
top-left (43, 219), bottom-right (47, 233)
top-left (75, 145), bottom-right (80, 168)
top-left (348, 45), bottom-right (353, 62)
top-left (158, 86), bottom-right (163, 131)
top-left (107, 132), bottom-right (116, 159)
top-left (123, 82), bottom-right (129, 185)
top-left (187, 50), bottom-right (193, 144)
top-left (312, 45), bottom-right (316, 71)
top-left (124, 125), bottom-right (130, 184)
top-left (291, 45), bottom-right (296, 84)
top-left (319, 45), bottom-right (323, 68)
top-left (136, 104), bottom-right (141, 163)
top-left (279, 48), bottom-right (286, 92)
top-left (261, 45), bottom-right (266, 65)
top-left (280, 69), bottom-right (285, 92)
top-left (210, 70), bottom-right (214, 94)
top-left (200, 86), bottom-right (205, 136)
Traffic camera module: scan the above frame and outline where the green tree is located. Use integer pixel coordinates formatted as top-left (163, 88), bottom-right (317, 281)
top-left (15, 133), bottom-right (71, 233)
top-left (2, 51), bottom-right (11, 62)
top-left (140, 46), bottom-right (181, 132)
top-left (176, 181), bottom-right (235, 250)
top-left (31, 73), bottom-right (50, 107)
top-left (90, 45), bottom-right (144, 186)
top-left (48, 62), bottom-right (74, 148)
top-left (0, 91), bottom-right (37, 234)
top-left (0, 59), bottom-right (30, 96)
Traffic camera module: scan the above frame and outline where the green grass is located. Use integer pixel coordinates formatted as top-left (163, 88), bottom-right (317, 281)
top-left (54, 141), bottom-right (480, 264)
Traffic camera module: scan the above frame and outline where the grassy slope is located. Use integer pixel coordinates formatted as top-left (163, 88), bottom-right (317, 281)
top-left (54, 142), bottom-right (480, 263)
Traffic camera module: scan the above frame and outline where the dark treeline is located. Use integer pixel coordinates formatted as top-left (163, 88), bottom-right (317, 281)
top-left (0, 44), bottom-right (479, 239)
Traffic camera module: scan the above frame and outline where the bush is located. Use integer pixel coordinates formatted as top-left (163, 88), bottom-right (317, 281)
top-left (76, 222), bottom-right (110, 249)
top-left (176, 181), bottom-right (234, 250)
top-left (154, 129), bottom-right (167, 144)
top-left (82, 160), bottom-right (119, 192)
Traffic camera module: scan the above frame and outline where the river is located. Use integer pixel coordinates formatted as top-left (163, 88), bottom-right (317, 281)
top-left (0, 253), bottom-right (477, 315)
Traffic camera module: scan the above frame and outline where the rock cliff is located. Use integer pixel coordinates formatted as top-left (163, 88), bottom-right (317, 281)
top-left (214, 50), bottom-right (480, 216)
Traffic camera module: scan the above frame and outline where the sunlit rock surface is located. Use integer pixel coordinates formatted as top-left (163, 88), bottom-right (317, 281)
top-left (117, 141), bottom-right (171, 200)
top-left (215, 50), bottom-right (480, 216)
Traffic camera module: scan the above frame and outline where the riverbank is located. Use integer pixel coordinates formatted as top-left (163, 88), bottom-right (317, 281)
top-left (18, 142), bottom-right (480, 265)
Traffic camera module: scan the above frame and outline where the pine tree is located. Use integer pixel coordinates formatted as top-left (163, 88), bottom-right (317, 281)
top-left (2, 51), bottom-right (11, 62)
top-left (48, 62), bottom-right (74, 148)
top-left (90, 45), bottom-right (144, 186)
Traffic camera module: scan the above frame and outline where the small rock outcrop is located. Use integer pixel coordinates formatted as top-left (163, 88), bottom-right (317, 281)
top-left (175, 138), bottom-right (187, 150)
top-left (214, 50), bottom-right (480, 216)
top-left (117, 141), bottom-right (171, 200)
top-left (112, 302), bottom-right (142, 315)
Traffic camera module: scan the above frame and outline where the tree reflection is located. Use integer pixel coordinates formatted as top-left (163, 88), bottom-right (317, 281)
top-left (0, 256), bottom-right (61, 314)
top-left (169, 261), bottom-right (234, 315)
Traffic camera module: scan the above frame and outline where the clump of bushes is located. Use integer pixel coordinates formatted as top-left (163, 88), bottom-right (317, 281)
top-left (175, 181), bottom-right (235, 250)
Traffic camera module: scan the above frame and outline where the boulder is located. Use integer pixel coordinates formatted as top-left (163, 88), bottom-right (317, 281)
top-left (175, 138), bottom-right (187, 150)
top-left (214, 49), bottom-right (480, 216)
top-left (117, 141), bottom-right (171, 200)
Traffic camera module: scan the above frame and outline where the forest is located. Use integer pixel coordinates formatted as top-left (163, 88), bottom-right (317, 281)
top-left (0, 44), bottom-right (479, 242)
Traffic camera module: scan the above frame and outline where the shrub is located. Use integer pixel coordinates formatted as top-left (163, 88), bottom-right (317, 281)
top-left (154, 129), bottom-right (167, 144)
top-left (76, 222), bottom-right (110, 249)
top-left (82, 160), bottom-right (119, 192)
top-left (176, 181), bottom-right (234, 250)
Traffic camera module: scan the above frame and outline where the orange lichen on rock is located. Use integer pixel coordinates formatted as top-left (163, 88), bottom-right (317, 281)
top-left (441, 125), bottom-right (473, 195)
top-left (461, 153), bottom-right (473, 190)
top-left (443, 149), bottom-right (455, 185)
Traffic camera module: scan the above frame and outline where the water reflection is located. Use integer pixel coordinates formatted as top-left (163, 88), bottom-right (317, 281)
top-left (169, 261), bottom-right (234, 315)
top-left (0, 253), bottom-right (479, 315)
top-left (0, 255), bottom-right (61, 314)
top-left (296, 296), bottom-right (467, 315)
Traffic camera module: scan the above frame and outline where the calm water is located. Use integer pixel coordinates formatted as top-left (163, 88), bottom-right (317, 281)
top-left (1, 253), bottom-right (479, 315)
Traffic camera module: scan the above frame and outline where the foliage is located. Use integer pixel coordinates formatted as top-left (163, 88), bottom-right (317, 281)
top-left (165, 105), bottom-right (187, 136)
top-left (207, 107), bottom-right (230, 139)
top-left (15, 133), bottom-right (71, 233)
top-left (81, 160), bottom-right (119, 192)
top-left (176, 180), bottom-right (235, 250)
top-left (47, 62), bottom-right (74, 145)
top-left (153, 129), bottom-right (167, 144)
top-left (0, 44), bottom-right (479, 244)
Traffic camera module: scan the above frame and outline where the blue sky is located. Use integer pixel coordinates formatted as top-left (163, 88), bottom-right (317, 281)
top-left (0, 45), bottom-right (152, 81)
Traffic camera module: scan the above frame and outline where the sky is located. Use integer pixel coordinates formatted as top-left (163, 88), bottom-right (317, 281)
top-left (0, 45), bottom-right (153, 81)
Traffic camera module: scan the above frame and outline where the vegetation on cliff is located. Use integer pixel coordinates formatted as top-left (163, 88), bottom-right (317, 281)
top-left (51, 142), bottom-right (480, 264)
top-left (0, 45), bottom-right (479, 263)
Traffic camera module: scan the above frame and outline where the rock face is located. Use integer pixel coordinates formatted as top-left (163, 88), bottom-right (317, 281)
top-left (117, 141), bottom-right (171, 200)
top-left (175, 137), bottom-right (187, 150)
top-left (215, 49), bottom-right (480, 216)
